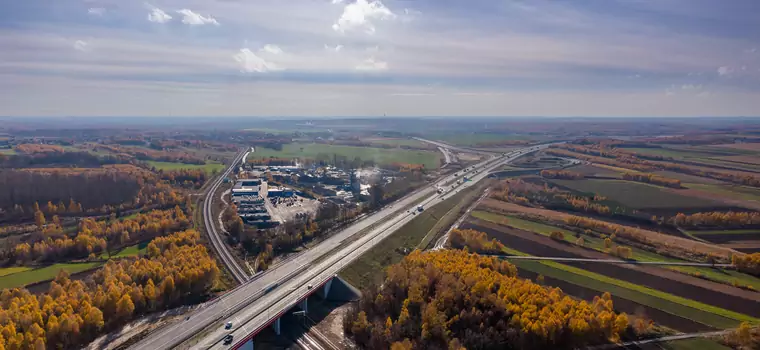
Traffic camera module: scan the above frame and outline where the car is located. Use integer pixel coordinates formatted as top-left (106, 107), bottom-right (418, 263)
top-left (223, 334), bottom-right (234, 345)
top-left (225, 321), bottom-right (233, 329)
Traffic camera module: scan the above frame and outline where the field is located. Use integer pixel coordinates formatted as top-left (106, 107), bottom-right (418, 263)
top-left (362, 138), bottom-right (430, 148)
top-left (427, 132), bottom-right (534, 147)
top-left (340, 183), bottom-right (484, 288)
top-left (0, 262), bottom-right (103, 289)
top-left (251, 143), bottom-right (442, 169)
top-left (0, 266), bottom-right (32, 277)
top-left (463, 219), bottom-right (760, 330)
top-left (0, 148), bottom-right (16, 155)
top-left (146, 161), bottom-right (225, 174)
top-left (549, 179), bottom-right (727, 211)
top-left (685, 183), bottom-right (760, 203)
top-left (472, 210), bottom-right (760, 290)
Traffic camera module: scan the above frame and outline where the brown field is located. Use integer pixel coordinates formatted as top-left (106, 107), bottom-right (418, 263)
top-left (462, 219), bottom-right (760, 316)
top-left (664, 187), bottom-right (760, 211)
top-left (720, 155), bottom-right (760, 166)
top-left (712, 143), bottom-right (760, 151)
top-left (480, 198), bottom-right (740, 259)
top-left (720, 241), bottom-right (760, 253)
top-left (568, 164), bottom-right (621, 177)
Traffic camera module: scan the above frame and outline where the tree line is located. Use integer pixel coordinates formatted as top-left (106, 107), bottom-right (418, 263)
top-left (672, 211), bottom-right (760, 229)
top-left (10, 206), bottom-right (190, 264)
top-left (621, 173), bottom-right (682, 188)
top-left (0, 166), bottom-right (189, 224)
top-left (0, 229), bottom-right (219, 349)
top-left (344, 249), bottom-right (629, 350)
top-left (540, 169), bottom-right (584, 180)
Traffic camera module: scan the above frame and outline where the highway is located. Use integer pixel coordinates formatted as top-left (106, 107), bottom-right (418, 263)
top-left (204, 149), bottom-right (250, 284)
top-left (130, 144), bottom-right (548, 350)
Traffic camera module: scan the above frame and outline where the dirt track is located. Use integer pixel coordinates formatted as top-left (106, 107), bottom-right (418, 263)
top-left (462, 219), bottom-right (760, 317)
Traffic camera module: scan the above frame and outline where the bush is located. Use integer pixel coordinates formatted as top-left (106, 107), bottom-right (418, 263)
top-left (549, 231), bottom-right (565, 241)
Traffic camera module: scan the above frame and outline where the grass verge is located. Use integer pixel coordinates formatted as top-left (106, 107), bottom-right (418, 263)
top-left (147, 161), bottom-right (224, 174)
top-left (340, 184), bottom-right (483, 288)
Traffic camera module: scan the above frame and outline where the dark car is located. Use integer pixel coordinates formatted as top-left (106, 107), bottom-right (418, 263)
top-left (224, 334), bottom-right (234, 345)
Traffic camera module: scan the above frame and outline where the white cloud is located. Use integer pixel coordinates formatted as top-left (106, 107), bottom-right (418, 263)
top-left (717, 66), bottom-right (733, 76)
top-left (390, 93), bottom-right (435, 96)
top-left (234, 48), bottom-right (280, 73)
top-left (627, 74), bottom-right (641, 79)
top-left (325, 44), bottom-right (344, 52)
top-left (147, 7), bottom-right (172, 23)
top-left (332, 0), bottom-right (395, 34)
top-left (746, 48), bottom-right (757, 54)
top-left (697, 91), bottom-right (711, 97)
top-left (177, 9), bottom-right (219, 26)
top-left (73, 40), bottom-right (88, 52)
top-left (356, 57), bottom-right (388, 71)
top-left (681, 84), bottom-right (702, 90)
top-left (261, 44), bottom-right (283, 55)
top-left (87, 8), bottom-right (105, 16)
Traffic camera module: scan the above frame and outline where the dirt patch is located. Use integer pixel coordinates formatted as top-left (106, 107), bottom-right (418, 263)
top-left (516, 269), bottom-right (712, 333)
top-left (462, 219), bottom-right (760, 316)
top-left (697, 233), bottom-right (760, 244)
top-left (664, 187), bottom-right (760, 211)
top-left (479, 199), bottom-right (740, 259)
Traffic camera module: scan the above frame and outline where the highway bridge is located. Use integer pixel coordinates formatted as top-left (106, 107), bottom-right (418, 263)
top-left (130, 144), bottom-right (549, 350)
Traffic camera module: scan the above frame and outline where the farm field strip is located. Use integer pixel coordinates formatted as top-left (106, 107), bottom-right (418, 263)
top-left (549, 178), bottom-right (725, 210)
top-left (687, 229), bottom-right (760, 235)
top-left (146, 160), bottom-right (224, 174)
top-left (496, 245), bottom-right (757, 329)
top-left (472, 209), bottom-right (760, 292)
top-left (250, 142), bottom-right (442, 169)
top-left (0, 266), bottom-right (32, 277)
top-left (0, 262), bottom-right (103, 289)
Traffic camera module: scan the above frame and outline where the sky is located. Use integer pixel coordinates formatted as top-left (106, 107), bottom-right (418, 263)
top-left (1, 0), bottom-right (759, 117)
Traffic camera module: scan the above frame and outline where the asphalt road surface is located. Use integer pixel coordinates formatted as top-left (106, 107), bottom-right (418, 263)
top-left (130, 144), bottom-right (550, 350)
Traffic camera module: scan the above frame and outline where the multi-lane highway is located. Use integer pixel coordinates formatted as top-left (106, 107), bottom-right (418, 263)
top-left (130, 144), bottom-right (548, 350)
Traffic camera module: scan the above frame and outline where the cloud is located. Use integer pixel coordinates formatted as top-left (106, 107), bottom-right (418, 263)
top-left (325, 44), bottom-right (343, 52)
top-left (233, 48), bottom-right (280, 73)
top-left (717, 66), bottom-right (733, 76)
top-left (681, 84), bottom-right (702, 90)
top-left (356, 57), bottom-right (388, 71)
top-left (147, 7), bottom-right (172, 23)
top-left (261, 44), bottom-right (283, 55)
top-left (627, 74), bottom-right (641, 79)
top-left (87, 8), bottom-right (105, 16)
top-left (746, 48), bottom-right (757, 54)
top-left (73, 40), bottom-right (88, 51)
top-left (697, 91), bottom-right (711, 97)
top-left (177, 9), bottom-right (219, 26)
top-left (390, 93), bottom-right (435, 96)
top-left (332, 0), bottom-right (395, 34)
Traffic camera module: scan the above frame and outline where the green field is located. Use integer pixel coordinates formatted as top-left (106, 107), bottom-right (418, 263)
top-left (0, 266), bottom-right (32, 277)
top-left (99, 242), bottom-right (149, 259)
top-left (364, 138), bottom-right (429, 148)
top-left (550, 179), bottom-right (723, 209)
top-left (431, 133), bottom-right (533, 146)
top-left (501, 246), bottom-right (757, 329)
top-left (340, 185), bottom-right (481, 288)
top-left (0, 148), bottom-right (16, 155)
top-left (147, 161), bottom-right (224, 174)
top-left (0, 262), bottom-right (103, 289)
top-left (251, 143), bottom-right (442, 169)
top-left (473, 210), bottom-right (760, 290)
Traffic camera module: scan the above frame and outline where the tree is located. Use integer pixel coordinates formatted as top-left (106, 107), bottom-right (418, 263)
top-left (116, 295), bottom-right (135, 321)
top-left (34, 210), bottom-right (46, 228)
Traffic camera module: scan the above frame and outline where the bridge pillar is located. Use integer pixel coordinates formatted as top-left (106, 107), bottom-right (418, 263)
top-left (272, 317), bottom-right (281, 335)
top-left (298, 299), bottom-right (308, 313)
top-left (319, 277), bottom-right (334, 299)
top-left (240, 339), bottom-right (254, 350)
